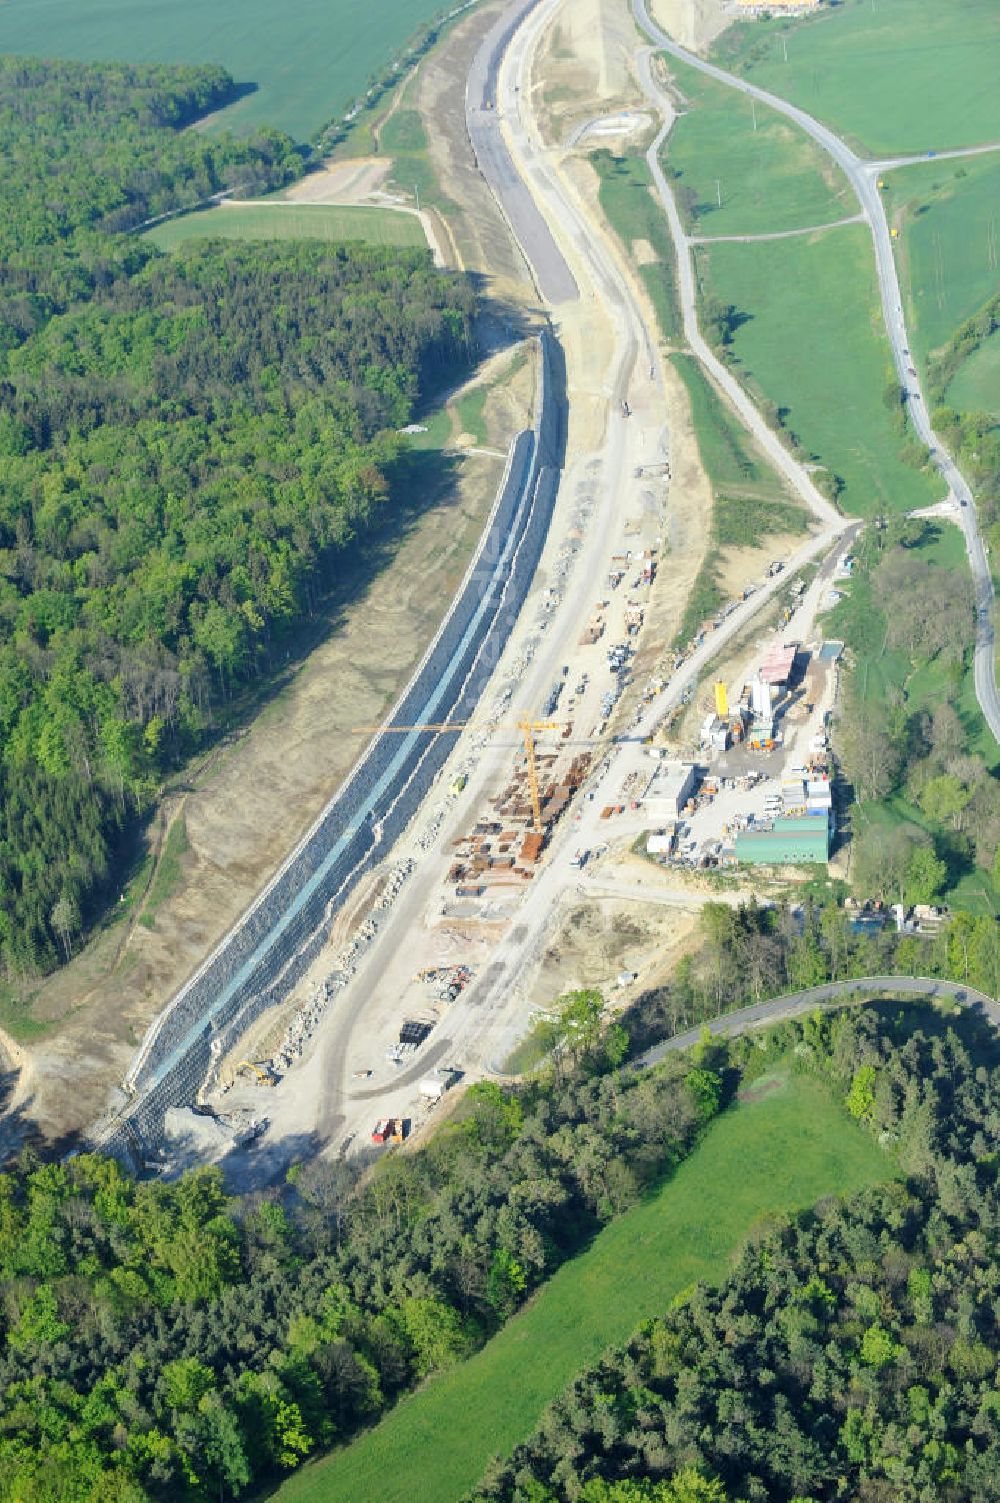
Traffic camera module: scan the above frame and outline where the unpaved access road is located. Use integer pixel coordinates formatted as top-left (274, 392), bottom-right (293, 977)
top-left (232, 0), bottom-right (671, 1165)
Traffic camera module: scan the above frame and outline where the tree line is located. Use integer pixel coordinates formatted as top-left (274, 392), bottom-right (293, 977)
top-left (469, 1005), bottom-right (1000, 1502)
top-left (828, 515), bottom-right (1000, 911)
top-left (0, 56), bottom-right (476, 974)
top-left (0, 1024), bottom-right (721, 1500)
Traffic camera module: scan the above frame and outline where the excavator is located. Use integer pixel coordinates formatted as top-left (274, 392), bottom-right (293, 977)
top-left (236, 1059), bottom-right (277, 1087)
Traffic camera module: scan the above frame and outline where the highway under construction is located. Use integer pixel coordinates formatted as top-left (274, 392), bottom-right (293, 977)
top-left (88, 0), bottom-right (998, 1178)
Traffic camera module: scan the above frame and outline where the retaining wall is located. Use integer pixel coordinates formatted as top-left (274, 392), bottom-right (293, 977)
top-left (97, 333), bottom-right (561, 1162)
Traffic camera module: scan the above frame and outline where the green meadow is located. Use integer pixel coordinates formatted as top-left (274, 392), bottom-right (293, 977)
top-left (697, 224), bottom-right (942, 515)
top-left (884, 152), bottom-right (1000, 365)
top-left (663, 54), bottom-right (854, 237)
top-left (714, 0), bottom-right (1000, 156)
top-left (271, 1066), bottom-right (889, 1503)
top-left (145, 204), bottom-right (426, 252)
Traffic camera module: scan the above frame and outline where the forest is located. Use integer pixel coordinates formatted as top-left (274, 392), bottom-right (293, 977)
top-left (0, 1031), bottom-right (719, 1500)
top-left (824, 512), bottom-right (1000, 912)
top-left (0, 56), bottom-right (475, 973)
top-left (4, 948), bottom-right (1000, 1500)
top-left (471, 1006), bottom-right (1000, 1503)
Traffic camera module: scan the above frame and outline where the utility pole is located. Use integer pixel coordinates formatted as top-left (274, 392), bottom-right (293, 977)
top-left (414, 182), bottom-right (421, 212)
top-left (751, 97), bottom-right (757, 132)
top-left (782, 34), bottom-right (788, 63)
top-left (716, 178), bottom-right (722, 209)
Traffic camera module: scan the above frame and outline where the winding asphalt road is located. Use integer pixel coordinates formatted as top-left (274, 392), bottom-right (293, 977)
top-left (631, 0), bottom-right (1000, 744)
top-left (640, 974), bottom-right (1000, 1067)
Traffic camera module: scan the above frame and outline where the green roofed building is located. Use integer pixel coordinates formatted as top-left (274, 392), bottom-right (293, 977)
top-left (734, 813), bottom-right (830, 866)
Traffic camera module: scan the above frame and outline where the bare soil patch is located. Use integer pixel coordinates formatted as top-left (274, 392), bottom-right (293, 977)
top-left (528, 890), bottom-right (696, 1007)
top-left (282, 157), bottom-right (392, 204)
top-left (648, 0), bottom-right (732, 53)
top-left (715, 533), bottom-right (804, 601)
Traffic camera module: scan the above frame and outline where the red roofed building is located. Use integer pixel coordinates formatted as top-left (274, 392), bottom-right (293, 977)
top-left (759, 644), bottom-right (797, 686)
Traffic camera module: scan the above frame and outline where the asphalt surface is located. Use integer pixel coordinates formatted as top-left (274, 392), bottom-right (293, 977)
top-left (466, 0), bottom-right (579, 303)
top-left (632, 0), bottom-right (1000, 743)
top-left (640, 974), bottom-right (1000, 1067)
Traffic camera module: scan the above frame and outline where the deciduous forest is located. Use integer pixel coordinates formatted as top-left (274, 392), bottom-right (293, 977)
top-left (0, 56), bottom-right (475, 973)
top-left (0, 1036), bottom-right (716, 1500)
top-left (472, 1008), bottom-right (1000, 1503)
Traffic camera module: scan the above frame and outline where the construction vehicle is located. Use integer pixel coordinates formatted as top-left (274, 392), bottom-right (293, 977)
top-left (237, 1059), bottom-right (277, 1087)
top-left (351, 718), bottom-right (575, 834)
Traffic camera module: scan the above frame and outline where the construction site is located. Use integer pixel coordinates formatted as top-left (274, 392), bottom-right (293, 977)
top-left (3, 0), bottom-right (882, 1181)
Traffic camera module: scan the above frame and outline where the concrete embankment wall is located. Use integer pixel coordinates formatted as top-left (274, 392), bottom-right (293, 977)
top-left (97, 333), bottom-right (561, 1162)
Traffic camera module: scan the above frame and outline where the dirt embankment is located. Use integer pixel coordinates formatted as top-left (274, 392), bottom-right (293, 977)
top-left (648, 0), bottom-right (732, 53)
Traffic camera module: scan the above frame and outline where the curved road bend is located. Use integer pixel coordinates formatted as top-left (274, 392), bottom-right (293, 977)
top-left (640, 974), bottom-right (1000, 1067)
top-left (631, 0), bottom-right (1000, 742)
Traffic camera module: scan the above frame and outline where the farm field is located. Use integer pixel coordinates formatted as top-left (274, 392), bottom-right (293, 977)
top-left (0, 0), bottom-right (447, 140)
top-left (713, 0), bottom-right (1000, 157)
top-left (663, 55), bottom-right (853, 237)
top-left (696, 224), bottom-right (942, 516)
top-left (145, 203), bottom-right (427, 252)
top-left (271, 1066), bottom-right (890, 1503)
top-left (883, 153), bottom-right (1000, 367)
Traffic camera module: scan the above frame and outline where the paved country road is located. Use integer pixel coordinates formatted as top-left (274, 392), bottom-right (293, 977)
top-left (631, 0), bottom-right (1000, 745)
top-left (640, 974), bottom-right (1000, 1068)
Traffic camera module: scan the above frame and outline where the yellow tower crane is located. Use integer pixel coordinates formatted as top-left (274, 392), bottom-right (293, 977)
top-left (351, 718), bottom-right (563, 833)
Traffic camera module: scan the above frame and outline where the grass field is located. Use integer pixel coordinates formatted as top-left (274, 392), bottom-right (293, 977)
top-left (0, 0), bottom-right (447, 140)
top-left (272, 1066), bottom-right (890, 1503)
top-left (947, 333), bottom-right (1000, 420)
top-left (884, 153), bottom-right (1000, 362)
top-left (378, 105), bottom-right (455, 219)
top-left (590, 149), bottom-right (679, 341)
top-left (663, 55), bottom-right (853, 237)
top-left (697, 224), bottom-right (942, 516)
top-left (670, 351), bottom-right (798, 507)
top-left (138, 817), bottom-right (189, 931)
top-left (144, 204), bottom-right (427, 252)
top-left (668, 353), bottom-right (807, 649)
top-left (714, 0), bottom-right (1000, 157)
